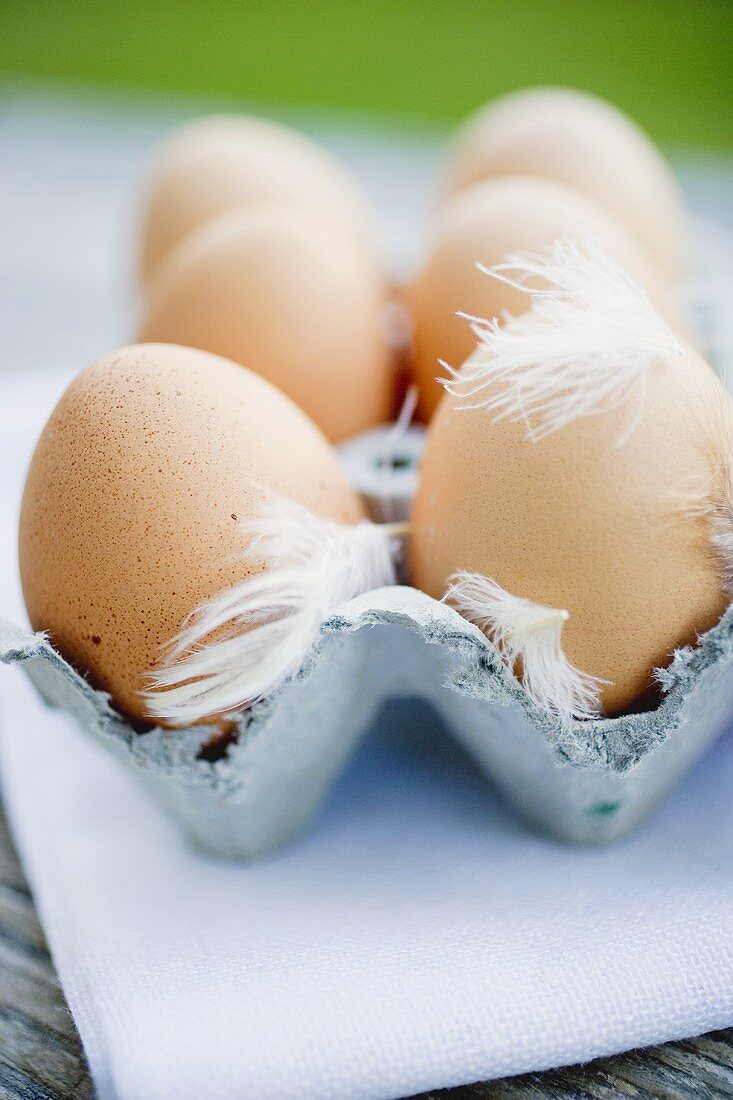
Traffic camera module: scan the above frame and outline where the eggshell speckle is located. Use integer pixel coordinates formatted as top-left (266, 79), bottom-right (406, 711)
top-left (19, 344), bottom-right (364, 724)
top-left (138, 206), bottom-right (395, 443)
top-left (443, 88), bottom-right (687, 279)
top-left (410, 347), bottom-right (731, 715)
top-left (139, 114), bottom-right (376, 283)
top-left (407, 176), bottom-right (679, 421)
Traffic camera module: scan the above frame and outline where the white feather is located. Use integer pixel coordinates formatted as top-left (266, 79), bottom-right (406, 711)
top-left (445, 570), bottom-right (604, 724)
top-left (376, 384), bottom-right (419, 522)
top-left (677, 454), bottom-right (733, 597)
top-left (440, 237), bottom-right (684, 443)
top-left (143, 497), bottom-right (402, 725)
top-left (709, 459), bottom-right (733, 596)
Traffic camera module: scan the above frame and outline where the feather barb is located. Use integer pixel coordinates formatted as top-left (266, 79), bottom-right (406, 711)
top-left (440, 237), bottom-right (683, 443)
top-left (142, 497), bottom-right (401, 725)
top-left (445, 570), bottom-right (604, 724)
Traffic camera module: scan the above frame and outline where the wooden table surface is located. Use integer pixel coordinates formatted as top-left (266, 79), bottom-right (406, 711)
top-left (2, 800), bottom-right (731, 1099)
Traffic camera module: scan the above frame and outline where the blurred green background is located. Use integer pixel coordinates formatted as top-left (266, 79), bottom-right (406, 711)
top-left (3, 0), bottom-right (732, 150)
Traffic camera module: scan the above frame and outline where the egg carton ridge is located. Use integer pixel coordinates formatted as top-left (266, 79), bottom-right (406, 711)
top-left (2, 586), bottom-right (733, 858)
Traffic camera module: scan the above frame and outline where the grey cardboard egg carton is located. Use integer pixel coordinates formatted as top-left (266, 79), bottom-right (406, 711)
top-left (3, 421), bottom-right (733, 858)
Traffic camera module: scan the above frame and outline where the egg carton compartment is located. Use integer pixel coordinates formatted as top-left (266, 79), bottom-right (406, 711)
top-left (3, 553), bottom-right (733, 858)
top-left (338, 422), bottom-right (425, 524)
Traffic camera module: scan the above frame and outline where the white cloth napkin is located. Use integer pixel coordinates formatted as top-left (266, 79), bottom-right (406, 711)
top-left (1, 367), bottom-right (733, 1100)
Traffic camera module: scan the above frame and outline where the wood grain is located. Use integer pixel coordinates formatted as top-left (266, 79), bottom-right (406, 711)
top-left (1, 804), bottom-right (731, 1100)
top-left (0, 804), bottom-right (93, 1100)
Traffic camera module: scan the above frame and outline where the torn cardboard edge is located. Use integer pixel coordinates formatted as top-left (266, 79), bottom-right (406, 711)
top-left (2, 587), bottom-right (732, 856)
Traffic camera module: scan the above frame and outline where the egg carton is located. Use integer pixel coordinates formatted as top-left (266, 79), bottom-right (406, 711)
top-left (3, 425), bottom-right (733, 858)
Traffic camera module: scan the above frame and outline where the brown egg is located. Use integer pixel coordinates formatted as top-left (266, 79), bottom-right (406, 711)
top-left (139, 114), bottom-right (375, 284)
top-left (443, 88), bottom-right (687, 279)
top-left (407, 176), bottom-right (680, 421)
top-left (138, 206), bottom-right (394, 443)
top-left (19, 344), bottom-right (364, 724)
top-left (410, 346), bottom-right (730, 715)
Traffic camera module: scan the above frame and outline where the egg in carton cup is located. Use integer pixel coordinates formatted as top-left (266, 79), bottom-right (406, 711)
top-left (5, 231), bottom-right (733, 858)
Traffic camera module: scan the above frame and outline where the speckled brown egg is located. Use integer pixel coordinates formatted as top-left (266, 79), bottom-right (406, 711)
top-left (138, 206), bottom-right (395, 443)
top-left (19, 343), bottom-right (364, 725)
top-left (443, 88), bottom-right (687, 279)
top-left (407, 176), bottom-right (679, 421)
top-left (410, 346), bottom-right (731, 715)
top-left (139, 114), bottom-right (376, 284)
